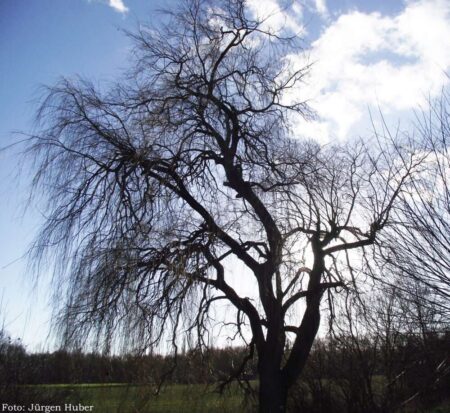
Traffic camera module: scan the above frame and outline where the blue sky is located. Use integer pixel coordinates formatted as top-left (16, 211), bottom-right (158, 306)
top-left (1, 0), bottom-right (449, 351)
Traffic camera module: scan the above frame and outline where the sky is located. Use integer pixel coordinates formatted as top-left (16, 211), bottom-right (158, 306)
top-left (0, 0), bottom-right (449, 352)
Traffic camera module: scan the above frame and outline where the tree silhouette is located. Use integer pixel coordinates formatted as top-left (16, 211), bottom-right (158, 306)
top-left (379, 89), bottom-right (450, 315)
top-left (27, 0), bottom-right (422, 411)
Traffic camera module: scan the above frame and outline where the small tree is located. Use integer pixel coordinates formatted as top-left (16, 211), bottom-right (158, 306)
top-left (27, 0), bottom-right (421, 411)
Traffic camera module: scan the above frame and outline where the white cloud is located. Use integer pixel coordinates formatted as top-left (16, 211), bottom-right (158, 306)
top-left (246, 0), bottom-right (305, 35)
top-left (87, 0), bottom-right (129, 13)
top-left (108, 0), bottom-right (128, 13)
top-left (290, 0), bottom-right (450, 141)
top-left (314, 0), bottom-right (327, 16)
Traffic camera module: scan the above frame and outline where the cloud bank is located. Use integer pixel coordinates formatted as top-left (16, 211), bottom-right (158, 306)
top-left (286, 0), bottom-right (450, 141)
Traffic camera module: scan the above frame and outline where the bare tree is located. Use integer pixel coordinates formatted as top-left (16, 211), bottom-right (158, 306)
top-left (379, 89), bottom-right (450, 316)
top-left (26, 0), bottom-right (421, 411)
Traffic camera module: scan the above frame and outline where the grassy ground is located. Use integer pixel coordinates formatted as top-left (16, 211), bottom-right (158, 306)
top-left (16, 383), bottom-right (250, 413)
top-left (6, 382), bottom-right (450, 413)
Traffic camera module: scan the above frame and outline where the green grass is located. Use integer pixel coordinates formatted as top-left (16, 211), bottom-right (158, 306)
top-left (20, 383), bottom-right (250, 413)
top-left (24, 382), bottom-right (127, 389)
top-left (10, 382), bottom-right (450, 413)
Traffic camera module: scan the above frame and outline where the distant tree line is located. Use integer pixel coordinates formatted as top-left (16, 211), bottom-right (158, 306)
top-left (0, 339), bottom-right (255, 386)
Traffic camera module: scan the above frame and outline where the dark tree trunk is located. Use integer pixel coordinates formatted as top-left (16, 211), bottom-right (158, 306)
top-left (259, 369), bottom-right (288, 413)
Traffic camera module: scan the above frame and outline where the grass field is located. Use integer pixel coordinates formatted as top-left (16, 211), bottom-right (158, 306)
top-left (6, 382), bottom-right (450, 413)
top-left (17, 383), bottom-right (250, 413)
